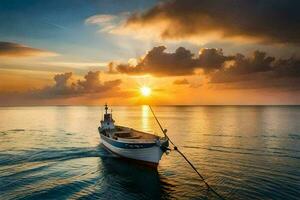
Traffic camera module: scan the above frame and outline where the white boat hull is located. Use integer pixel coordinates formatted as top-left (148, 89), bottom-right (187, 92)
top-left (100, 134), bottom-right (164, 166)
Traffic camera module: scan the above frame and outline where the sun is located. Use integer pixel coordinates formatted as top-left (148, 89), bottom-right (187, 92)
top-left (140, 86), bottom-right (152, 97)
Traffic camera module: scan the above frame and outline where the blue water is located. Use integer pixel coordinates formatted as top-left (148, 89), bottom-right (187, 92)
top-left (0, 106), bottom-right (299, 199)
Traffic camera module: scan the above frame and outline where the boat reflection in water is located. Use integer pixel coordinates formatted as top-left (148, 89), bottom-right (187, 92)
top-left (98, 152), bottom-right (172, 199)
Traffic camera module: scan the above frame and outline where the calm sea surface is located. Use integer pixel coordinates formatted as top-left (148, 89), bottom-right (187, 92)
top-left (0, 106), bottom-right (300, 200)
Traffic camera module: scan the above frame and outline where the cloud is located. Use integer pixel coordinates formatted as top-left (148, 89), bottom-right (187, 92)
top-left (0, 41), bottom-right (57, 57)
top-left (35, 71), bottom-right (122, 98)
top-left (173, 78), bottom-right (203, 88)
top-left (198, 48), bottom-right (234, 71)
top-left (0, 71), bottom-right (124, 105)
top-left (189, 82), bottom-right (203, 88)
top-left (173, 78), bottom-right (189, 85)
top-left (110, 44), bottom-right (300, 90)
top-left (112, 46), bottom-right (232, 76)
top-left (123, 0), bottom-right (300, 44)
top-left (210, 51), bottom-right (275, 83)
top-left (210, 51), bottom-right (300, 90)
top-left (85, 14), bottom-right (116, 25)
top-left (85, 13), bottom-right (128, 33)
top-left (272, 57), bottom-right (300, 78)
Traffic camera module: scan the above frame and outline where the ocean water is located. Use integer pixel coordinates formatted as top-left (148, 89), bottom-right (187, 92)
top-left (0, 106), bottom-right (299, 200)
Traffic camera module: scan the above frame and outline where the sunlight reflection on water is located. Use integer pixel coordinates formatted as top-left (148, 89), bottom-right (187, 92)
top-left (0, 106), bottom-right (300, 199)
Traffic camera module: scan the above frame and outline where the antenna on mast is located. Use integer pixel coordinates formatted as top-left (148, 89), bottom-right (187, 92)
top-left (105, 103), bottom-right (108, 114)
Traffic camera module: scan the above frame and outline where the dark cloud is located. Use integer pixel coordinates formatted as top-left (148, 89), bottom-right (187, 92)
top-left (173, 78), bottom-right (189, 85)
top-left (114, 46), bottom-right (232, 76)
top-left (209, 76), bottom-right (300, 91)
top-left (0, 41), bottom-right (56, 57)
top-left (36, 71), bottom-right (122, 98)
top-left (0, 71), bottom-right (123, 105)
top-left (126, 0), bottom-right (300, 44)
top-left (272, 57), bottom-right (300, 78)
top-left (198, 48), bottom-right (234, 72)
top-left (107, 62), bottom-right (119, 74)
top-left (210, 51), bottom-right (275, 83)
top-left (111, 45), bottom-right (300, 89)
top-left (210, 52), bottom-right (300, 90)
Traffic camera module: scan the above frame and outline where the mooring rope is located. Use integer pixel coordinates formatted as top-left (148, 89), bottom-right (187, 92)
top-left (149, 105), bottom-right (225, 200)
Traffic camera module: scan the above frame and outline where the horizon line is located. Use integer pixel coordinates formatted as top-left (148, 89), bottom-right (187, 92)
top-left (1, 104), bottom-right (300, 107)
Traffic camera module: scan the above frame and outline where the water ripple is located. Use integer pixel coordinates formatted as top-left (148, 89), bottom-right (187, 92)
top-left (1, 106), bottom-right (300, 199)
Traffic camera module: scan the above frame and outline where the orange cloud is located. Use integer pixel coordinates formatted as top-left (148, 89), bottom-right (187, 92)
top-left (173, 78), bottom-right (189, 85)
top-left (0, 41), bottom-right (57, 57)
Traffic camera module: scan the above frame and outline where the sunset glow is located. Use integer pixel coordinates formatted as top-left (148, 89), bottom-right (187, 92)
top-left (0, 1), bottom-right (299, 200)
top-left (0, 0), bottom-right (299, 106)
top-left (140, 86), bottom-right (151, 97)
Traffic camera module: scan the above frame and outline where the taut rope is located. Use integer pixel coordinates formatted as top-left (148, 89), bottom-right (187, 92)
top-left (149, 105), bottom-right (225, 200)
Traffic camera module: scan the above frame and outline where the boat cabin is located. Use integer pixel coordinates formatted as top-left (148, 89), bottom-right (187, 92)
top-left (100, 104), bottom-right (115, 130)
top-left (100, 104), bottom-right (159, 141)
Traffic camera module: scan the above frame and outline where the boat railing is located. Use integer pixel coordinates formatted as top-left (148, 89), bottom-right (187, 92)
top-left (117, 137), bottom-right (157, 143)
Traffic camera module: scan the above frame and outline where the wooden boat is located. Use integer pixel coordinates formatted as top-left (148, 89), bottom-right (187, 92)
top-left (98, 104), bottom-right (169, 167)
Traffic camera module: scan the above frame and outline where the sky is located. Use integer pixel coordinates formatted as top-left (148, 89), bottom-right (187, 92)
top-left (0, 0), bottom-right (300, 105)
